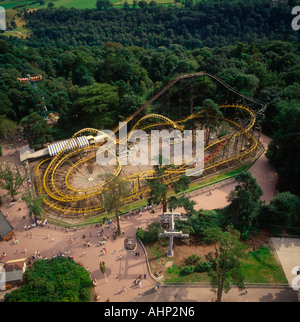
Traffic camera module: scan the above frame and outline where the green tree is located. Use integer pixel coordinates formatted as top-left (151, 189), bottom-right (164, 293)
top-left (266, 100), bottom-right (300, 196)
top-left (18, 87), bottom-right (48, 119)
top-left (190, 209), bottom-right (221, 234)
top-left (0, 116), bottom-right (19, 152)
top-left (96, 0), bottom-right (112, 10)
top-left (72, 65), bottom-right (94, 87)
top-left (224, 172), bottom-right (263, 230)
top-left (0, 162), bottom-right (24, 201)
top-left (101, 174), bottom-right (131, 235)
top-left (47, 91), bottom-right (71, 117)
top-left (197, 99), bottom-right (223, 145)
top-left (203, 225), bottom-right (247, 302)
top-left (22, 192), bottom-right (45, 218)
top-left (123, 1), bottom-right (130, 10)
top-left (20, 112), bottom-right (53, 149)
top-left (168, 195), bottom-right (196, 215)
top-left (137, 221), bottom-right (163, 244)
top-left (138, 1), bottom-right (148, 8)
top-left (259, 192), bottom-right (300, 228)
top-left (147, 154), bottom-right (172, 213)
top-left (147, 157), bottom-right (191, 213)
top-left (218, 68), bottom-right (259, 97)
top-left (69, 82), bottom-right (119, 131)
top-left (185, 0), bottom-right (193, 9)
top-left (0, 93), bottom-right (15, 119)
top-left (4, 257), bottom-right (92, 302)
top-left (172, 174), bottom-right (191, 194)
top-left (9, 20), bottom-right (17, 30)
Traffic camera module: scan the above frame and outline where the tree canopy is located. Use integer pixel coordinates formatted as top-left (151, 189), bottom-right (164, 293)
top-left (22, 2), bottom-right (297, 49)
top-left (0, 162), bottom-right (24, 201)
top-left (203, 225), bottom-right (247, 302)
top-left (4, 257), bottom-right (93, 302)
top-left (223, 172), bottom-right (263, 229)
top-left (101, 173), bottom-right (131, 234)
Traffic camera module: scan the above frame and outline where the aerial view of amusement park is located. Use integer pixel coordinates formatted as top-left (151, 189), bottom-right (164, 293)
top-left (0, 0), bottom-right (299, 305)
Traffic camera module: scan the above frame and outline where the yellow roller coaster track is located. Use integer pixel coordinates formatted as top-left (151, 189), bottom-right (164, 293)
top-left (33, 72), bottom-right (265, 217)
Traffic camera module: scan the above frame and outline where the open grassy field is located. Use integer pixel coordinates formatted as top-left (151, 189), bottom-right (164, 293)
top-left (1, 0), bottom-right (179, 10)
top-left (0, 0), bottom-right (98, 37)
top-left (1, 5), bottom-right (31, 37)
top-left (0, 0), bottom-right (97, 10)
top-left (0, 0), bottom-right (176, 10)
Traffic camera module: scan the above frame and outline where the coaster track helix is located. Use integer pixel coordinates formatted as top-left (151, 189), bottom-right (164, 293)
top-left (33, 72), bottom-right (265, 219)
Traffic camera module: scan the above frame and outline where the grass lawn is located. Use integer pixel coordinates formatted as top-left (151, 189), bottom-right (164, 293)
top-left (0, 0), bottom-right (98, 10)
top-left (48, 0), bottom-right (98, 9)
top-left (164, 264), bottom-right (210, 283)
top-left (0, 1), bottom-right (32, 10)
top-left (240, 246), bottom-right (288, 284)
top-left (147, 241), bottom-right (288, 285)
top-left (0, 0), bottom-right (174, 10)
top-left (186, 163), bottom-right (250, 193)
top-left (1, 7), bottom-right (31, 37)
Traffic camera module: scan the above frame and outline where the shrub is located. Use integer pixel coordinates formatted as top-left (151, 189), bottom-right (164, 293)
top-left (185, 254), bottom-right (201, 265)
top-left (194, 260), bottom-right (212, 272)
top-left (241, 230), bottom-right (250, 241)
top-left (180, 265), bottom-right (195, 276)
top-left (136, 222), bottom-right (162, 245)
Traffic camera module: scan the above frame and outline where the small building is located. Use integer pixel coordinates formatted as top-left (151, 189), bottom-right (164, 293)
top-left (0, 258), bottom-right (26, 290)
top-left (0, 210), bottom-right (14, 241)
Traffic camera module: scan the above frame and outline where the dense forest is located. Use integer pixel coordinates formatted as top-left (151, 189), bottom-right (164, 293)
top-left (0, 0), bottom-right (299, 197)
top-left (23, 1), bottom-right (298, 48)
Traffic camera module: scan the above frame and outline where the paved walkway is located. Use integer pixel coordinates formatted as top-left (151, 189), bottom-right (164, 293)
top-left (1, 215), bottom-right (298, 302)
top-left (271, 238), bottom-right (300, 288)
top-left (131, 285), bottom-right (298, 302)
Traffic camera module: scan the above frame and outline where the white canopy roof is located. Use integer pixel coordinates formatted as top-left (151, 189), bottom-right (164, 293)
top-left (48, 136), bottom-right (89, 156)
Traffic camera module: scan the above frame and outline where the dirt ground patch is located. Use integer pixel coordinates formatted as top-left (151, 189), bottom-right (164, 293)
top-left (146, 230), bottom-right (274, 278)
